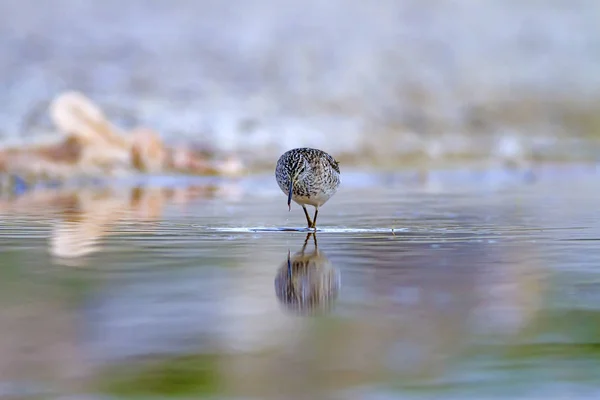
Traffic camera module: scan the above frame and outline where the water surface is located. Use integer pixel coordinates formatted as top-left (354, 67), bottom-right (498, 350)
top-left (0, 166), bottom-right (599, 399)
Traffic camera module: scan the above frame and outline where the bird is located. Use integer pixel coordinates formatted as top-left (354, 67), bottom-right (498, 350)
top-left (275, 147), bottom-right (340, 229)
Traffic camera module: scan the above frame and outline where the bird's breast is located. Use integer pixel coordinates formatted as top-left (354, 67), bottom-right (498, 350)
top-left (292, 191), bottom-right (332, 207)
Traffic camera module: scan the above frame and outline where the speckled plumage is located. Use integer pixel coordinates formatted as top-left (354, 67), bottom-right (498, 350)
top-left (275, 147), bottom-right (341, 228)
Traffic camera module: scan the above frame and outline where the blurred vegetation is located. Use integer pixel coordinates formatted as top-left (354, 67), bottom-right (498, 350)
top-left (97, 354), bottom-right (221, 398)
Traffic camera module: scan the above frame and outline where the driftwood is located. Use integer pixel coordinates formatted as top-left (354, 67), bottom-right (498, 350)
top-left (0, 91), bottom-right (243, 181)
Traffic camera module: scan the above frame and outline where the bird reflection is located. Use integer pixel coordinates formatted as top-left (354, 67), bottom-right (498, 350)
top-left (274, 233), bottom-right (341, 316)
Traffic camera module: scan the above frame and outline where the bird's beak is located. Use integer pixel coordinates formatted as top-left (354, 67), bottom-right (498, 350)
top-left (287, 178), bottom-right (294, 211)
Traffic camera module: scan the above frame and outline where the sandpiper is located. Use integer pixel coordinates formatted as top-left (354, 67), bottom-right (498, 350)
top-left (275, 147), bottom-right (340, 229)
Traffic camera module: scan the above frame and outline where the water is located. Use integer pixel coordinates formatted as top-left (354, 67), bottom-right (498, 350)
top-left (1, 166), bottom-right (600, 399)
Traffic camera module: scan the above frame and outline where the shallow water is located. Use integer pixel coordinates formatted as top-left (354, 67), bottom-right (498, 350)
top-left (1, 166), bottom-right (600, 399)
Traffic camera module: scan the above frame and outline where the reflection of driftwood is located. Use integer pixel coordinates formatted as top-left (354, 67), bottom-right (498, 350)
top-left (274, 233), bottom-right (340, 315)
top-left (0, 91), bottom-right (243, 181)
top-left (0, 183), bottom-right (236, 262)
top-left (49, 185), bottom-right (232, 261)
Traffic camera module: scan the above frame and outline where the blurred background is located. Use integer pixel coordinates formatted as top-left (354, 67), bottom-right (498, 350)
top-left (1, 0), bottom-right (600, 171)
top-left (1, 1), bottom-right (600, 400)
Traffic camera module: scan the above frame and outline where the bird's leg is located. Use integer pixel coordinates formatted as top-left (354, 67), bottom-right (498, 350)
top-left (302, 205), bottom-right (313, 229)
top-left (311, 208), bottom-right (319, 230)
top-left (301, 233), bottom-right (312, 253)
top-left (312, 232), bottom-right (318, 248)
